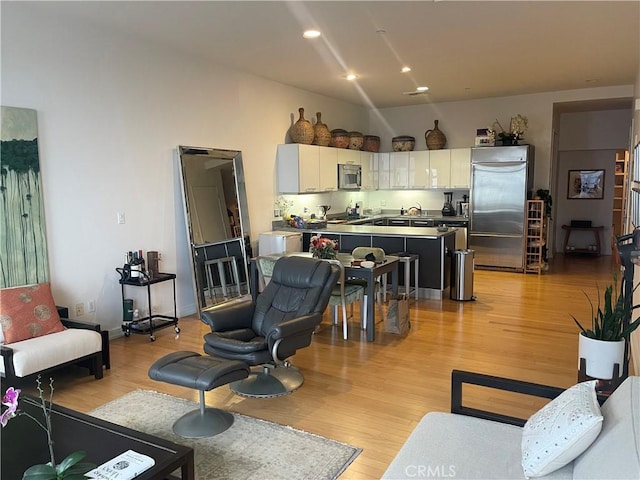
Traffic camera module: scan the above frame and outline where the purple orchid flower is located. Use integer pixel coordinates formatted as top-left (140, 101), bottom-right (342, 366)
top-left (1, 386), bottom-right (21, 427)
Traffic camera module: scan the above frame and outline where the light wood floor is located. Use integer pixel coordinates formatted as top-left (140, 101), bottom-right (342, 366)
top-left (23, 255), bottom-right (618, 479)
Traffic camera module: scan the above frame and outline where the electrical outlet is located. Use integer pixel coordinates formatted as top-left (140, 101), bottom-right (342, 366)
top-left (381, 200), bottom-right (387, 206)
top-left (75, 303), bottom-right (84, 317)
top-left (158, 252), bottom-right (163, 261)
top-left (87, 300), bottom-right (96, 313)
top-left (303, 207), bottom-right (309, 214)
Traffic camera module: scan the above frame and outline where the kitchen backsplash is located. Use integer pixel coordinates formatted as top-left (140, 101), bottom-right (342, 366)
top-left (277, 189), bottom-right (470, 219)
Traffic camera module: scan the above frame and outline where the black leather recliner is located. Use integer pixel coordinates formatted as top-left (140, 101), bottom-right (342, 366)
top-left (201, 256), bottom-right (339, 397)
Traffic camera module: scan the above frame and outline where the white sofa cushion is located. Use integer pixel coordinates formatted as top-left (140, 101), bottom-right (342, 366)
top-left (382, 412), bottom-right (573, 480)
top-left (521, 380), bottom-right (603, 477)
top-left (572, 376), bottom-right (640, 479)
top-left (0, 328), bottom-right (102, 377)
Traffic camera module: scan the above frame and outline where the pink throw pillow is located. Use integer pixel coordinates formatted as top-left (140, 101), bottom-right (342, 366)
top-left (0, 283), bottom-right (65, 343)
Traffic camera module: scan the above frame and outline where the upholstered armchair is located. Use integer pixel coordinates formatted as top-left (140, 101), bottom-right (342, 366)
top-left (200, 256), bottom-right (339, 397)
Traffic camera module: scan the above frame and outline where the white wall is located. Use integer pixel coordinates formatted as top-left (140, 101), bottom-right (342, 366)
top-left (553, 110), bottom-right (632, 254)
top-left (368, 87), bottom-right (634, 192)
top-left (1, 4), bottom-right (368, 333)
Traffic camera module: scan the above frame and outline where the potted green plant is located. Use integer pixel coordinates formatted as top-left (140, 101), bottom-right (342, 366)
top-left (572, 274), bottom-right (640, 379)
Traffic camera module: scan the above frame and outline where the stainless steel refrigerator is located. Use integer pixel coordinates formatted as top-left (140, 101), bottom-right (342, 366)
top-left (469, 145), bottom-right (534, 270)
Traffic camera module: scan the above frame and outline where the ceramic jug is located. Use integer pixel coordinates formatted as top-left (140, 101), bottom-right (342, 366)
top-left (425, 120), bottom-right (447, 150)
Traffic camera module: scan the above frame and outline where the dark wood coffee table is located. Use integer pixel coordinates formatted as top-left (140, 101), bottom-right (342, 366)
top-left (2, 396), bottom-right (194, 480)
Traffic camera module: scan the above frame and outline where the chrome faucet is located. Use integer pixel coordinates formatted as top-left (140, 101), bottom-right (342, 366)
top-left (408, 202), bottom-right (422, 215)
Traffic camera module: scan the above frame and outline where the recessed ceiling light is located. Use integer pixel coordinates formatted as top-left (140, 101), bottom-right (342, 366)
top-left (303, 30), bottom-right (321, 39)
top-left (416, 86), bottom-right (429, 92)
top-left (401, 67), bottom-right (412, 73)
top-left (346, 73), bottom-right (358, 81)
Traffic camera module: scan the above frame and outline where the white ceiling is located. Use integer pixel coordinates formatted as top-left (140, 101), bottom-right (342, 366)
top-left (12, 1), bottom-right (640, 108)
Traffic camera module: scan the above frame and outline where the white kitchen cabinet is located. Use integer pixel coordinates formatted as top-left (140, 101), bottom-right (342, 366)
top-left (409, 150), bottom-right (430, 189)
top-left (377, 153), bottom-right (391, 190)
top-left (336, 148), bottom-right (361, 165)
top-left (361, 151), bottom-right (378, 190)
top-left (277, 144), bottom-right (339, 193)
top-left (277, 144), bottom-right (320, 193)
top-left (450, 148), bottom-right (471, 188)
top-left (319, 146), bottom-right (338, 192)
top-left (389, 152), bottom-right (409, 189)
top-left (429, 150), bottom-right (451, 188)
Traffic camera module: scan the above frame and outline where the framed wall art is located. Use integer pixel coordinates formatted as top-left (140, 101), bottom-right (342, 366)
top-left (567, 169), bottom-right (605, 199)
top-left (0, 106), bottom-right (49, 287)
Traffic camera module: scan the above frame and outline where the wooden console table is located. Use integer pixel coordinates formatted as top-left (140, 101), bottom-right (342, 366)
top-left (562, 225), bottom-right (603, 256)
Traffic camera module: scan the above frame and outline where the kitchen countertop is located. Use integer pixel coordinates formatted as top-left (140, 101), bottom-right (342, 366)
top-left (345, 214), bottom-right (469, 225)
top-left (276, 223), bottom-right (457, 238)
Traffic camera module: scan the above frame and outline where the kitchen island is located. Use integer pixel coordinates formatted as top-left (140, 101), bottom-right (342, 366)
top-left (278, 224), bottom-right (456, 299)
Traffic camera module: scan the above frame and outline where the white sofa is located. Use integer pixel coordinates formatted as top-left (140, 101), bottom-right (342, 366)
top-left (383, 371), bottom-right (639, 480)
top-left (1, 309), bottom-right (109, 383)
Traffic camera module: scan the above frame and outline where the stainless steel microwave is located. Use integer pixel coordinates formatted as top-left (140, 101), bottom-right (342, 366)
top-left (338, 164), bottom-right (361, 190)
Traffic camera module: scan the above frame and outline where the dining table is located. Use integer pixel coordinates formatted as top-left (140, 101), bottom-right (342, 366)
top-left (250, 251), bottom-right (399, 342)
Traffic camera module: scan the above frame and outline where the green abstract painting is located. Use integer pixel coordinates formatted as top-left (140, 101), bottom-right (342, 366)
top-left (0, 106), bottom-right (49, 287)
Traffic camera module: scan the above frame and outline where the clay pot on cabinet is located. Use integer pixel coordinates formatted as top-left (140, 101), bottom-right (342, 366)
top-left (362, 135), bottom-right (380, 152)
top-left (425, 120), bottom-right (447, 150)
top-left (329, 129), bottom-right (350, 149)
top-left (349, 131), bottom-right (364, 150)
top-left (392, 136), bottom-right (415, 152)
top-left (290, 107), bottom-right (314, 144)
top-left (313, 112), bottom-right (331, 146)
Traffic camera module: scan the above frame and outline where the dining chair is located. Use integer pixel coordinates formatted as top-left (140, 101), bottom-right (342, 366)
top-left (326, 259), bottom-right (366, 340)
top-left (255, 255), bottom-right (278, 292)
top-left (349, 247), bottom-right (386, 325)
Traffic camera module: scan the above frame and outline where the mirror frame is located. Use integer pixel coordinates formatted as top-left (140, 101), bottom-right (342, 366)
top-left (177, 145), bottom-right (252, 315)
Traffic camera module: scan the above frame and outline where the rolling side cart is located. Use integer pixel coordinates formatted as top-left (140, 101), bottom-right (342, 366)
top-left (116, 268), bottom-right (180, 341)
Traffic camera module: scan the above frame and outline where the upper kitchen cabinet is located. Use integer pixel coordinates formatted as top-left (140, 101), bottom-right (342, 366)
top-left (319, 146), bottom-right (338, 192)
top-left (450, 148), bottom-right (472, 188)
top-left (336, 148), bottom-right (361, 166)
top-left (378, 153), bottom-right (391, 190)
top-left (429, 148), bottom-right (471, 189)
top-left (409, 150), bottom-right (430, 189)
top-left (361, 151), bottom-right (378, 190)
top-left (389, 152), bottom-right (409, 189)
top-left (429, 150), bottom-right (451, 188)
top-left (277, 144), bottom-right (337, 193)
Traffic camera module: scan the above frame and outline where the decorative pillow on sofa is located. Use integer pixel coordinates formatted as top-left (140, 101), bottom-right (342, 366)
top-left (0, 283), bottom-right (65, 344)
top-left (521, 380), bottom-right (603, 478)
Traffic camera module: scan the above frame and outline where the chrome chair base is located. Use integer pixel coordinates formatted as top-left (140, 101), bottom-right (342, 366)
top-left (230, 365), bottom-right (304, 398)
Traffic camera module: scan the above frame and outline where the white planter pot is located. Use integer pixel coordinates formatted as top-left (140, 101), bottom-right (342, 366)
top-left (578, 334), bottom-right (625, 380)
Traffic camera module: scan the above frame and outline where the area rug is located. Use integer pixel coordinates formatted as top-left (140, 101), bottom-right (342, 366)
top-left (89, 390), bottom-right (361, 479)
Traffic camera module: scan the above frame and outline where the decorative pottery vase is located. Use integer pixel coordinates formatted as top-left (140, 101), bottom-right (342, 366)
top-left (425, 120), bottom-right (447, 150)
top-left (290, 108), bottom-right (314, 144)
top-left (392, 136), bottom-right (415, 152)
top-left (348, 131), bottom-right (364, 150)
top-left (578, 334), bottom-right (625, 380)
top-left (313, 112), bottom-right (331, 146)
top-left (362, 135), bottom-right (380, 152)
top-left (329, 129), bottom-right (350, 149)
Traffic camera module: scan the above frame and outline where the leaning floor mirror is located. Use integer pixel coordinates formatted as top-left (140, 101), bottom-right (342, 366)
top-left (177, 146), bottom-right (252, 315)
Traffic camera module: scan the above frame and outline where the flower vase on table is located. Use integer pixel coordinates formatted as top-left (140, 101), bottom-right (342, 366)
top-left (309, 235), bottom-right (338, 260)
top-left (1, 376), bottom-right (95, 480)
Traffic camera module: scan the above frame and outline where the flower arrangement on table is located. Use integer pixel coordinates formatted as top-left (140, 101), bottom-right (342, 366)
top-left (1, 375), bottom-right (94, 479)
top-left (309, 235), bottom-right (338, 259)
top-left (489, 114), bottom-right (529, 145)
